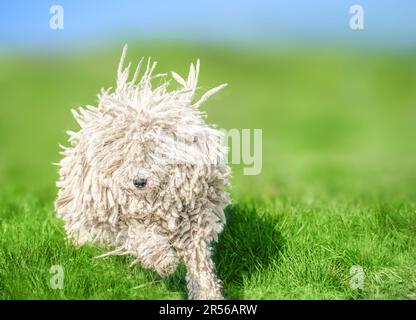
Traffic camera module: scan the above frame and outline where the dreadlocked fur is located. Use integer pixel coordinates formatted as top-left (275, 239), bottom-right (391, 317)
top-left (55, 45), bottom-right (231, 299)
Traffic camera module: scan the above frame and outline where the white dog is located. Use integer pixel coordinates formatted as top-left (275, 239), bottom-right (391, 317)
top-left (55, 45), bottom-right (231, 299)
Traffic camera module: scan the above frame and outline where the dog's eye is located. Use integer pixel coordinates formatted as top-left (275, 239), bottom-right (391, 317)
top-left (133, 176), bottom-right (147, 189)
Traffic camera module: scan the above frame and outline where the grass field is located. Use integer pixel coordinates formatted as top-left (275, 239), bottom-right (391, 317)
top-left (0, 43), bottom-right (415, 299)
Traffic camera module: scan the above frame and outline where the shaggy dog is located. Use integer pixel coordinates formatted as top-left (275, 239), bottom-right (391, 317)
top-left (55, 45), bottom-right (231, 299)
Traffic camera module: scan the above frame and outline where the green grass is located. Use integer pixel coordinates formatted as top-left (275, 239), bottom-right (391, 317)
top-left (0, 43), bottom-right (416, 299)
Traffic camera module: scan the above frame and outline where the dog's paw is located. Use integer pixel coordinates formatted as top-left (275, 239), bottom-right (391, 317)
top-left (153, 251), bottom-right (180, 277)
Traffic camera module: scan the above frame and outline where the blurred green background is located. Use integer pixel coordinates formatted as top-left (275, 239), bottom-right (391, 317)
top-left (0, 1), bottom-right (415, 299)
top-left (1, 45), bottom-right (415, 200)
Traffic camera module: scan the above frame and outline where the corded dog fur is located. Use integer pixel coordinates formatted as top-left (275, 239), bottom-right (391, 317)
top-left (55, 45), bottom-right (231, 299)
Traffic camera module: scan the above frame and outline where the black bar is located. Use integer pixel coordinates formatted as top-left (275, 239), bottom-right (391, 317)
top-left (0, 300), bottom-right (412, 319)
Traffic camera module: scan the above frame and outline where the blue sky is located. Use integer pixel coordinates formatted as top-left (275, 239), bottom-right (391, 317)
top-left (1, 0), bottom-right (415, 52)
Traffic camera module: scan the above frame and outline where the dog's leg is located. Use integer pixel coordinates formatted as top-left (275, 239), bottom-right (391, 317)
top-left (135, 234), bottom-right (179, 277)
top-left (122, 224), bottom-right (180, 277)
top-left (183, 239), bottom-right (223, 300)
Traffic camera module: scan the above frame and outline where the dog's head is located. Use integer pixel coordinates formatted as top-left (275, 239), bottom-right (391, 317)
top-left (61, 45), bottom-right (228, 212)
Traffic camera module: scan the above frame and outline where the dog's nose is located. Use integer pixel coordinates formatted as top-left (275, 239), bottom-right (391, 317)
top-left (133, 176), bottom-right (147, 189)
